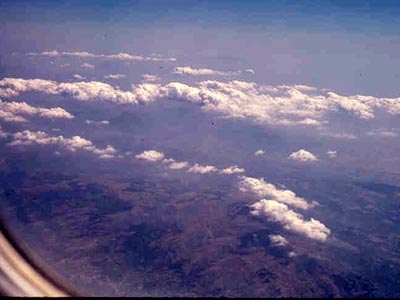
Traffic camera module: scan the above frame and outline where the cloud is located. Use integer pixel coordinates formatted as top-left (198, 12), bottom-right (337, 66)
top-left (367, 128), bottom-right (399, 137)
top-left (85, 119), bottom-right (110, 125)
top-left (168, 161), bottom-right (190, 170)
top-left (136, 149), bottom-right (244, 175)
top-left (0, 100), bottom-right (74, 123)
top-left (238, 176), bottom-right (310, 210)
top-left (142, 74), bottom-right (160, 82)
top-left (322, 132), bottom-right (357, 139)
top-left (254, 149), bottom-right (265, 156)
top-left (288, 149), bottom-right (318, 162)
top-left (28, 50), bottom-right (176, 62)
top-left (269, 234), bottom-right (288, 246)
top-left (173, 66), bottom-right (237, 77)
top-left (9, 130), bottom-right (117, 159)
top-left (2, 77), bottom-right (400, 131)
top-left (0, 78), bottom-right (143, 104)
top-left (326, 150), bottom-right (337, 158)
top-left (73, 74), bottom-right (86, 80)
top-left (243, 69), bottom-right (256, 75)
top-left (250, 199), bottom-right (331, 241)
top-left (187, 163), bottom-right (218, 174)
top-left (219, 165), bottom-right (245, 175)
top-left (104, 74), bottom-right (126, 80)
top-left (81, 63), bottom-right (95, 69)
top-left (161, 80), bottom-right (400, 128)
top-left (135, 150), bottom-right (165, 162)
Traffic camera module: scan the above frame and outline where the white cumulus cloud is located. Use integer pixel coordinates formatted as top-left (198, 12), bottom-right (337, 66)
top-left (187, 163), bottom-right (218, 174)
top-left (288, 149), bottom-right (318, 162)
top-left (168, 161), bottom-right (190, 170)
top-left (9, 130), bottom-right (117, 159)
top-left (238, 176), bottom-right (310, 210)
top-left (250, 199), bottom-right (331, 241)
top-left (0, 100), bottom-right (74, 123)
top-left (135, 150), bottom-right (165, 162)
top-left (219, 165), bottom-right (245, 175)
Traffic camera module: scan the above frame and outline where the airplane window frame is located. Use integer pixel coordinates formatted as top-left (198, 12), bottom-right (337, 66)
top-left (0, 218), bottom-right (76, 297)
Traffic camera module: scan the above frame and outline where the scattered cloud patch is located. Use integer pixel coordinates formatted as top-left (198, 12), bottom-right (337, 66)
top-left (187, 163), bottom-right (218, 174)
top-left (243, 69), bottom-right (255, 75)
top-left (81, 63), bottom-right (95, 69)
top-left (250, 199), bottom-right (331, 241)
top-left (85, 119), bottom-right (110, 125)
top-left (254, 149), bottom-right (265, 156)
top-left (73, 74), bottom-right (86, 80)
top-left (326, 150), bottom-right (337, 158)
top-left (168, 161), bottom-right (190, 170)
top-left (135, 149), bottom-right (244, 175)
top-left (104, 74), bottom-right (126, 80)
top-left (142, 74), bottom-right (160, 82)
top-left (219, 165), bottom-right (245, 175)
top-left (367, 128), bottom-right (399, 137)
top-left (135, 150), bottom-right (165, 162)
top-left (173, 66), bottom-right (235, 77)
top-left (288, 149), bottom-right (318, 162)
top-left (322, 132), bottom-right (357, 139)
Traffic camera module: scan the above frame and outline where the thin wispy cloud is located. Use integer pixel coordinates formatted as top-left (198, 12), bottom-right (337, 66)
top-left (104, 74), bottom-right (126, 80)
top-left (81, 63), bottom-right (95, 69)
top-left (28, 50), bottom-right (176, 62)
top-left (254, 149), bottom-right (265, 156)
top-left (73, 74), bottom-right (86, 80)
top-left (326, 150), bottom-right (337, 158)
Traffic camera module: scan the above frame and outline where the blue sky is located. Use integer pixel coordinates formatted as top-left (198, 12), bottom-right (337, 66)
top-left (1, 1), bottom-right (400, 96)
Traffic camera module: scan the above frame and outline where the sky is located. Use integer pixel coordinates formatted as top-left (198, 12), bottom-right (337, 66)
top-left (1, 0), bottom-right (400, 96)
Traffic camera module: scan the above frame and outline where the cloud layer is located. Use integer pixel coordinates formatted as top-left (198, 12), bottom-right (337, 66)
top-left (2, 78), bottom-right (399, 129)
